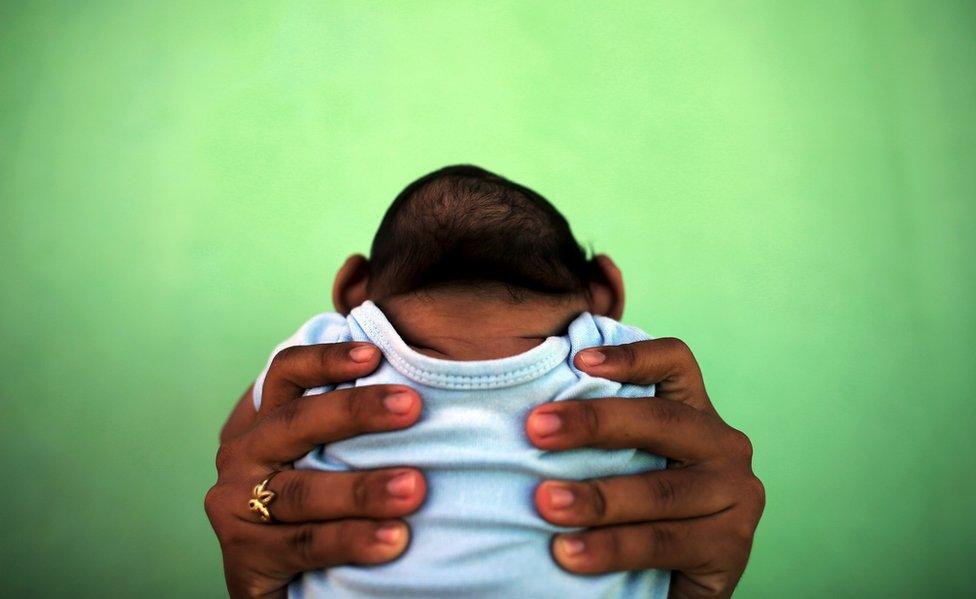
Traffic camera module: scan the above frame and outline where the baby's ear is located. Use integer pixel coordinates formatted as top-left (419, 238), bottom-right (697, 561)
top-left (332, 254), bottom-right (371, 315)
top-left (587, 254), bottom-right (625, 320)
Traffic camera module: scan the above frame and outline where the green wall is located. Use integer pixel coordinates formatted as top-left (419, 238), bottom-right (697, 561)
top-left (2, 2), bottom-right (974, 596)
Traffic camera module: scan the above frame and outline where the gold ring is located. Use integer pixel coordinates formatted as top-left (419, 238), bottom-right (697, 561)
top-left (248, 470), bottom-right (282, 523)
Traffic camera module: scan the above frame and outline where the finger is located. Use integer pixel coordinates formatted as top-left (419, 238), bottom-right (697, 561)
top-left (573, 338), bottom-right (714, 412)
top-left (535, 467), bottom-right (734, 527)
top-left (261, 519), bottom-right (411, 572)
top-left (221, 385), bottom-right (259, 443)
top-left (669, 571), bottom-right (739, 599)
top-left (526, 397), bottom-right (728, 461)
top-left (551, 517), bottom-right (724, 574)
top-left (248, 385), bottom-right (422, 464)
top-left (261, 343), bottom-right (383, 412)
top-left (258, 468), bottom-right (426, 523)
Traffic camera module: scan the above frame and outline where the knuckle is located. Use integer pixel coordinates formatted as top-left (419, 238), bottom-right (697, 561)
top-left (650, 523), bottom-right (674, 551)
top-left (647, 475), bottom-right (677, 511)
top-left (279, 474), bottom-right (309, 514)
top-left (273, 399), bottom-right (303, 431)
top-left (661, 337), bottom-right (701, 377)
top-left (270, 345), bottom-right (300, 370)
top-left (749, 476), bottom-right (767, 513)
top-left (293, 523), bottom-right (322, 565)
top-left (616, 342), bottom-right (638, 368)
top-left (237, 579), bottom-right (271, 599)
top-left (214, 443), bottom-right (236, 472)
top-left (662, 336), bottom-right (692, 358)
top-left (353, 474), bottom-right (370, 511)
top-left (343, 387), bottom-right (371, 426)
top-left (733, 518), bottom-right (757, 545)
top-left (690, 573), bottom-right (729, 597)
top-left (587, 481), bottom-right (610, 521)
top-left (203, 484), bottom-right (222, 520)
top-left (728, 428), bottom-right (754, 460)
top-left (577, 401), bottom-right (602, 439)
top-left (318, 343), bottom-right (342, 370)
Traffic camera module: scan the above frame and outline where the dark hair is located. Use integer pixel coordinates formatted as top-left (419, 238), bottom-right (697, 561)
top-left (368, 165), bottom-right (595, 298)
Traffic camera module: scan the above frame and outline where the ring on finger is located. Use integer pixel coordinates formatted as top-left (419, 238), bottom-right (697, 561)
top-left (248, 470), bottom-right (283, 523)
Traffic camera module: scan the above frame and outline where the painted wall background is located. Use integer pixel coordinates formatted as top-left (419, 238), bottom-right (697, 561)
top-left (2, 1), bottom-right (974, 596)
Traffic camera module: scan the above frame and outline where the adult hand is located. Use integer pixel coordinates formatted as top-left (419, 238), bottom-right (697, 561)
top-left (204, 343), bottom-right (427, 599)
top-left (527, 338), bottom-right (765, 598)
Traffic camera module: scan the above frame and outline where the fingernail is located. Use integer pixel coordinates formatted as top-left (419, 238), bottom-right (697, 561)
top-left (547, 485), bottom-right (575, 509)
top-left (386, 471), bottom-right (417, 498)
top-left (531, 412), bottom-right (562, 437)
top-left (350, 345), bottom-right (378, 363)
top-left (375, 522), bottom-right (405, 545)
top-left (557, 536), bottom-right (586, 557)
top-left (578, 349), bottom-right (606, 367)
top-left (383, 392), bottom-right (414, 415)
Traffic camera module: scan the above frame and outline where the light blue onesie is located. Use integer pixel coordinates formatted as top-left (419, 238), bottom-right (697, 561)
top-left (253, 300), bottom-right (669, 598)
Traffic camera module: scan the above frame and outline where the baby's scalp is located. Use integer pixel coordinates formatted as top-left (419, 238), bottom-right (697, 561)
top-left (366, 165), bottom-right (600, 300)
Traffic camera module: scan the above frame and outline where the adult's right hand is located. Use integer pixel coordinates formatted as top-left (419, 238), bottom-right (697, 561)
top-left (204, 342), bottom-right (427, 599)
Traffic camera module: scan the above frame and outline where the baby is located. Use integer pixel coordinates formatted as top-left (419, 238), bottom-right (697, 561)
top-left (253, 165), bottom-right (668, 598)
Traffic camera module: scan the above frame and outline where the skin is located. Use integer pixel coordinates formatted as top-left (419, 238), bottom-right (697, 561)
top-left (206, 254), bottom-right (764, 598)
top-left (530, 339), bottom-right (765, 597)
top-left (206, 343), bottom-right (427, 598)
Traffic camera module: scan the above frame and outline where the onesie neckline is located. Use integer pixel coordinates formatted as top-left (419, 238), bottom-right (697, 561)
top-left (350, 300), bottom-right (574, 390)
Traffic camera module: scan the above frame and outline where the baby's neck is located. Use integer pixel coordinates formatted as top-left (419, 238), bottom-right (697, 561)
top-left (375, 288), bottom-right (587, 361)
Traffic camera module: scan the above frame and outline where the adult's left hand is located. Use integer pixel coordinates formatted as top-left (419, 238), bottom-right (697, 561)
top-left (526, 338), bottom-right (764, 598)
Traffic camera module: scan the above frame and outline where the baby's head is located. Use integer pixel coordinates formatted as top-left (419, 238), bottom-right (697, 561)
top-left (332, 165), bottom-right (624, 319)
